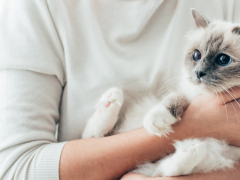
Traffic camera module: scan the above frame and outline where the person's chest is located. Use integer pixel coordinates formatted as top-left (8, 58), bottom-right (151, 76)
top-left (49, 0), bottom-right (228, 141)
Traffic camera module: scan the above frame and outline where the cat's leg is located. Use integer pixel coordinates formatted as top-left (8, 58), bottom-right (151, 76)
top-left (143, 92), bottom-right (189, 137)
top-left (152, 138), bottom-right (238, 177)
top-left (82, 87), bottom-right (124, 138)
top-left (130, 141), bottom-right (203, 177)
top-left (131, 161), bottom-right (161, 177)
top-left (152, 139), bottom-right (209, 177)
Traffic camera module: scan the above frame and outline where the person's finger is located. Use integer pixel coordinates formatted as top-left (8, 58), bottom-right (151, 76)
top-left (217, 86), bottom-right (240, 105)
top-left (120, 173), bottom-right (147, 180)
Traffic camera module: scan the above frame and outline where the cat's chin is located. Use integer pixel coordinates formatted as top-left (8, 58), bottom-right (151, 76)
top-left (188, 80), bottom-right (216, 95)
top-left (196, 83), bottom-right (228, 95)
top-left (188, 78), bottom-right (219, 95)
top-left (183, 77), bottom-right (225, 95)
top-left (198, 84), bottom-right (215, 95)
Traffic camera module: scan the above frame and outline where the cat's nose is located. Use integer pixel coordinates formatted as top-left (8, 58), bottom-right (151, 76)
top-left (195, 71), bottom-right (206, 79)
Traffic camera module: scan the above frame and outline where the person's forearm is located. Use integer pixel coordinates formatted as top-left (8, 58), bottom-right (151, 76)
top-left (59, 100), bottom-right (240, 180)
top-left (59, 127), bottom-right (188, 180)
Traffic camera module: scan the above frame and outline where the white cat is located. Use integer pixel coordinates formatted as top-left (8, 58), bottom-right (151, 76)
top-left (82, 9), bottom-right (240, 177)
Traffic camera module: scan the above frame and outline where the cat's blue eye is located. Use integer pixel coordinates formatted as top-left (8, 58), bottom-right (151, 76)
top-left (216, 54), bottom-right (232, 66)
top-left (193, 49), bottom-right (201, 61)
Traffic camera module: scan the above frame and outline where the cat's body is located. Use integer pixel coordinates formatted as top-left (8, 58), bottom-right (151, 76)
top-left (82, 9), bottom-right (240, 177)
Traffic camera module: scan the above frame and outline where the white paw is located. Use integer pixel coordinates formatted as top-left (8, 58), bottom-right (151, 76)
top-left (82, 87), bottom-right (124, 139)
top-left (143, 105), bottom-right (177, 137)
top-left (97, 87), bottom-right (124, 109)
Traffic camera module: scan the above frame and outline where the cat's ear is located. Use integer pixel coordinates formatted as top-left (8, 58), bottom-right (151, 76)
top-left (191, 8), bottom-right (209, 28)
top-left (232, 26), bottom-right (240, 35)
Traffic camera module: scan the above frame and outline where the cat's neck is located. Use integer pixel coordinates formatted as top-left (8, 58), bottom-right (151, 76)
top-left (178, 78), bottom-right (204, 102)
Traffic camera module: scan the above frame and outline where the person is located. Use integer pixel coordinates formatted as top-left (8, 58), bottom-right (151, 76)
top-left (0, 0), bottom-right (240, 180)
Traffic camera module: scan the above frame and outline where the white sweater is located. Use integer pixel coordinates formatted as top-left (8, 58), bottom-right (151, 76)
top-left (0, 0), bottom-right (240, 179)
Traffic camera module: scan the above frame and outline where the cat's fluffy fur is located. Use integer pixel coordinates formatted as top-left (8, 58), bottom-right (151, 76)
top-left (82, 9), bottom-right (240, 177)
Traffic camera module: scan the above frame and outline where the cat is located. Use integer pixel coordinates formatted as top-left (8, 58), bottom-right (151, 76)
top-left (82, 9), bottom-right (240, 177)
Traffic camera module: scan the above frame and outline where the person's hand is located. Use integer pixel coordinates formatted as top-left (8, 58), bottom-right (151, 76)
top-left (120, 173), bottom-right (157, 180)
top-left (121, 173), bottom-right (172, 180)
top-left (172, 86), bottom-right (240, 146)
top-left (121, 87), bottom-right (240, 180)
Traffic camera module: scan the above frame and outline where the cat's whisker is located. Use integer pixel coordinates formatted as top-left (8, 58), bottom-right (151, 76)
top-left (158, 81), bottom-right (180, 94)
top-left (220, 84), bottom-right (240, 124)
top-left (156, 76), bottom-right (189, 96)
top-left (156, 81), bottom-right (182, 97)
top-left (160, 76), bottom-right (189, 88)
top-left (157, 77), bottom-right (183, 93)
top-left (158, 76), bottom-right (186, 91)
top-left (222, 90), bottom-right (239, 123)
top-left (157, 84), bottom-right (179, 98)
top-left (223, 82), bottom-right (240, 105)
top-left (157, 79), bottom-right (189, 98)
top-left (212, 86), bottom-right (220, 112)
top-left (221, 82), bottom-right (238, 99)
top-left (223, 82), bottom-right (237, 97)
top-left (219, 92), bottom-right (229, 124)
top-left (220, 84), bottom-right (240, 109)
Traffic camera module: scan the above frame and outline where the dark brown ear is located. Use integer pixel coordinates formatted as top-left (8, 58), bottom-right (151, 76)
top-left (191, 8), bottom-right (209, 28)
top-left (232, 26), bottom-right (240, 35)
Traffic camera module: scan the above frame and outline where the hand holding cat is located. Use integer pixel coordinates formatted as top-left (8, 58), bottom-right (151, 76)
top-left (121, 87), bottom-right (240, 179)
top-left (177, 86), bottom-right (240, 146)
top-left (121, 173), bottom-right (188, 179)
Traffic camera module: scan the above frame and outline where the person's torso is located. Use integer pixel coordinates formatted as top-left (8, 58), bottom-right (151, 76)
top-left (47, 0), bottom-right (233, 141)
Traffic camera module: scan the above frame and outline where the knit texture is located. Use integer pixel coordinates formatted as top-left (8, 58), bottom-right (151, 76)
top-left (28, 143), bottom-right (66, 180)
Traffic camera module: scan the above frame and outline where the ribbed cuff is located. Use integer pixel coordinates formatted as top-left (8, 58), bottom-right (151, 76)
top-left (27, 142), bottom-right (67, 180)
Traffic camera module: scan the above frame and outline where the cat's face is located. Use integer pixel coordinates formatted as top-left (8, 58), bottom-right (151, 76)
top-left (184, 9), bottom-right (240, 93)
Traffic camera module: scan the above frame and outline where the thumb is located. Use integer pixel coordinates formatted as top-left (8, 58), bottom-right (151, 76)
top-left (120, 173), bottom-right (147, 180)
top-left (217, 86), bottom-right (240, 105)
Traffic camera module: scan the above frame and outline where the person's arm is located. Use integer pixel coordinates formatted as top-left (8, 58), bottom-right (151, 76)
top-left (0, 69), bottom-right (66, 180)
top-left (60, 89), bottom-right (240, 180)
top-left (0, 1), bottom-right (67, 178)
top-left (60, 128), bottom-right (182, 180)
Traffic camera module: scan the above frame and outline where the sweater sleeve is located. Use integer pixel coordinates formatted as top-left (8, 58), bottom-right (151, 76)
top-left (0, 0), bottom-right (66, 179)
top-left (0, 0), bottom-right (65, 85)
top-left (0, 69), bottom-right (66, 180)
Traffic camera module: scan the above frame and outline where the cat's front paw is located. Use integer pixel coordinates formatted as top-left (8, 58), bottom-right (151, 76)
top-left (82, 87), bottom-right (124, 139)
top-left (98, 87), bottom-right (124, 108)
top-left (143, 105), bottom-right (177, 137)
